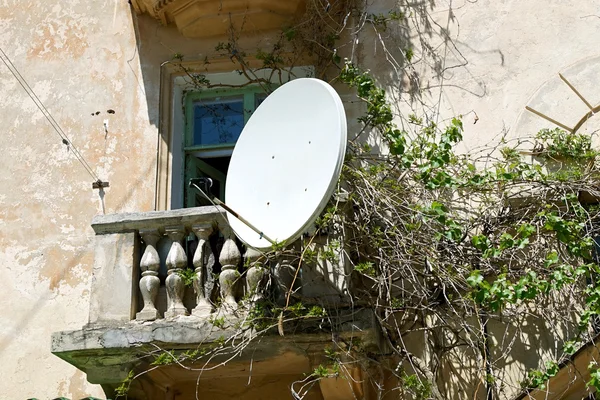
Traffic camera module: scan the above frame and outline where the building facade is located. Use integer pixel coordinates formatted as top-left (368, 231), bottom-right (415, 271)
top-left (1, 0), bottom-right (600, 399)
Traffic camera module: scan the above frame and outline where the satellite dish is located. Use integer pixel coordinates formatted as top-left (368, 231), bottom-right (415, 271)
top-left (225, 78), bottom-right (347, 249)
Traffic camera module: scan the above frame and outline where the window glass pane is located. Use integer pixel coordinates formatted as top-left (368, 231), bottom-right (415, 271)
top-left (193, 97), bottom-right (244, 146)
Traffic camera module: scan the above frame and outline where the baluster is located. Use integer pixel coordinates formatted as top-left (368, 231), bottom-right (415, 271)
top-left (274, 253), bottom-right (297, 306)
top-left (245, 247), bottom-right (267, 302)
top-left (165, 226), bottom-right (189, 317)
top-left (136, 229), bottom-right (161, 321)
top-left (219, 227), bottom-right (241, 309)
top-left (191, 223), bottom-right (215, 317)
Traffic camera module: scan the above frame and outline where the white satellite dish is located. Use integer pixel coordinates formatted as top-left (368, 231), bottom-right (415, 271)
top-left (225, 78), bottom-right (347, 249)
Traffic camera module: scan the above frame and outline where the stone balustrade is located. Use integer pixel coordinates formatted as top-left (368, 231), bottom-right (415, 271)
top-left (88, 206), bottom-right (271, 325)
top-left (52, 206), bottom-right (364, 388)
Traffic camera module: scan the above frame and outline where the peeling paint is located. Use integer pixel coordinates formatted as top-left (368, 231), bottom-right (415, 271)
top-left (0, 0), bottom-right (154, 395)
top-left (36, 247), bottom-right (93, 291)
top-left (28, 19), bottom-right (89, 60)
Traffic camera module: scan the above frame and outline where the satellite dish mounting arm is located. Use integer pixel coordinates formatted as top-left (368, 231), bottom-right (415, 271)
top-left (189, 178), bottom-right (276, 245)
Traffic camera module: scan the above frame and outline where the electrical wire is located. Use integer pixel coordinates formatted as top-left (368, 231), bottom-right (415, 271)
top-left (0, 47), bottom-right (101, 183)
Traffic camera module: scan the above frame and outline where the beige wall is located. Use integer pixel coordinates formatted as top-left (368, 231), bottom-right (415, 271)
top-left (0, 1), bottom-right (154, 398)
top-left (0, 0), bottom-right (599, 398)
top-left (366, 0), bottom-right (600, 149)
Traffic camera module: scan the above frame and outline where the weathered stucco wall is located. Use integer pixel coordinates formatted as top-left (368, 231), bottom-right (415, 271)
top-left (0, 0), bottom-right (157, 397)
top-left (0, 0), bottom-right (599, 398)
top-left (0, 1), bottom-right (298, 398)
top-left (360, 0), bottom-right (600, 149)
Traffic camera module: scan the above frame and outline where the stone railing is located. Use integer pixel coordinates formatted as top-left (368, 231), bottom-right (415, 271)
top-left (88, 206), bottom-right (276, 325)
top-left (53, 206), bottom-right (366, 389)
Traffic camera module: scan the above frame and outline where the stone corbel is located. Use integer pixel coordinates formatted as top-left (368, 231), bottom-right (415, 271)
top-left (130, 0), bottom-right (306, 38)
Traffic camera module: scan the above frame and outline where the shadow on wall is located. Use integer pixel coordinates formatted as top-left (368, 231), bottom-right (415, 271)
top-left (126, 4), bottom-right (292, 128)
top-left (125, 1), bottom-right (447, 127)
top-left (357, 0), bottom-right (505, 134)
top-left (489, 311), bottom-right (578, 396)
top-left (357, 0), bottom-right (439, 101)
top-left (126, 5), bottom-right (297, 210)
top-left (125, 0), bottom-right (508, 151)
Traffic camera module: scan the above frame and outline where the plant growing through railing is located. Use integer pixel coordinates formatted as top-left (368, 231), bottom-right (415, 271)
top-left (177, 268), bottom-right (197, 287)
top-left (115, 370), bottom-right (135, 398)
top-left (208, 316), bottom-right (226, 329)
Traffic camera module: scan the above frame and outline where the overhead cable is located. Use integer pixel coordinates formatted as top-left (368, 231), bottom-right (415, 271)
top-left (0, 47), bottom-right (101, 183)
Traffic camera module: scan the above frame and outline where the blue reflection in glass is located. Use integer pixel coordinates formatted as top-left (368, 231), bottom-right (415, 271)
top-left (193, 98), bottom-right (244, 146)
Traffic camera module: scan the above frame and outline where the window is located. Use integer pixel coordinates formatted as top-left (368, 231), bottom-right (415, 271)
top-left (156, 66), bottom-right (313, 211)
top-left (183, 86), bottom-right (267, 207)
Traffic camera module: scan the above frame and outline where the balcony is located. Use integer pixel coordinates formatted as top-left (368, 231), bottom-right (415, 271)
top-left (51, 206), bottom-right (377, 398)
top-left (131, 0), bottom-right (307, 38)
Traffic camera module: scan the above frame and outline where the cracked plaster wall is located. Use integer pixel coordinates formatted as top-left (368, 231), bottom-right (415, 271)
top-left (0, 0), bottom-right (155, 398)
top-left (0, 1), bottom-right (299, 398)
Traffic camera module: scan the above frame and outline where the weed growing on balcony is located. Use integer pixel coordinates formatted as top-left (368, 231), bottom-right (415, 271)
top-left (176, 268), bottom-right (197, 287)
top-left (151, 352), bottom-right (177, 366)
top-left (114, 370), bottom-right (134, 398)
top-left (208, 316), bottom-right (226, 329)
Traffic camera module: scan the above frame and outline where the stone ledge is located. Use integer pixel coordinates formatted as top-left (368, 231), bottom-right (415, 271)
top-left (53, 308), bottom-right (377, 354)
top-left (51, 309), bottom-right (381, 387)
top-left (51, 308), bottom-right (379, 384)
top-left (91, 206), bottom-right (225, 234)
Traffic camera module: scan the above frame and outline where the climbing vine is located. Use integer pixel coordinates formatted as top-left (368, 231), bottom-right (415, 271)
top-left (337, 61), bottom-right (600, 397)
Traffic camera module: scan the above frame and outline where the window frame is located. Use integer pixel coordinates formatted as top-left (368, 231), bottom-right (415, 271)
top-left (155, 64), bottom-right (314, 211)
top-left (182, 85), bottom-right (268, 207)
